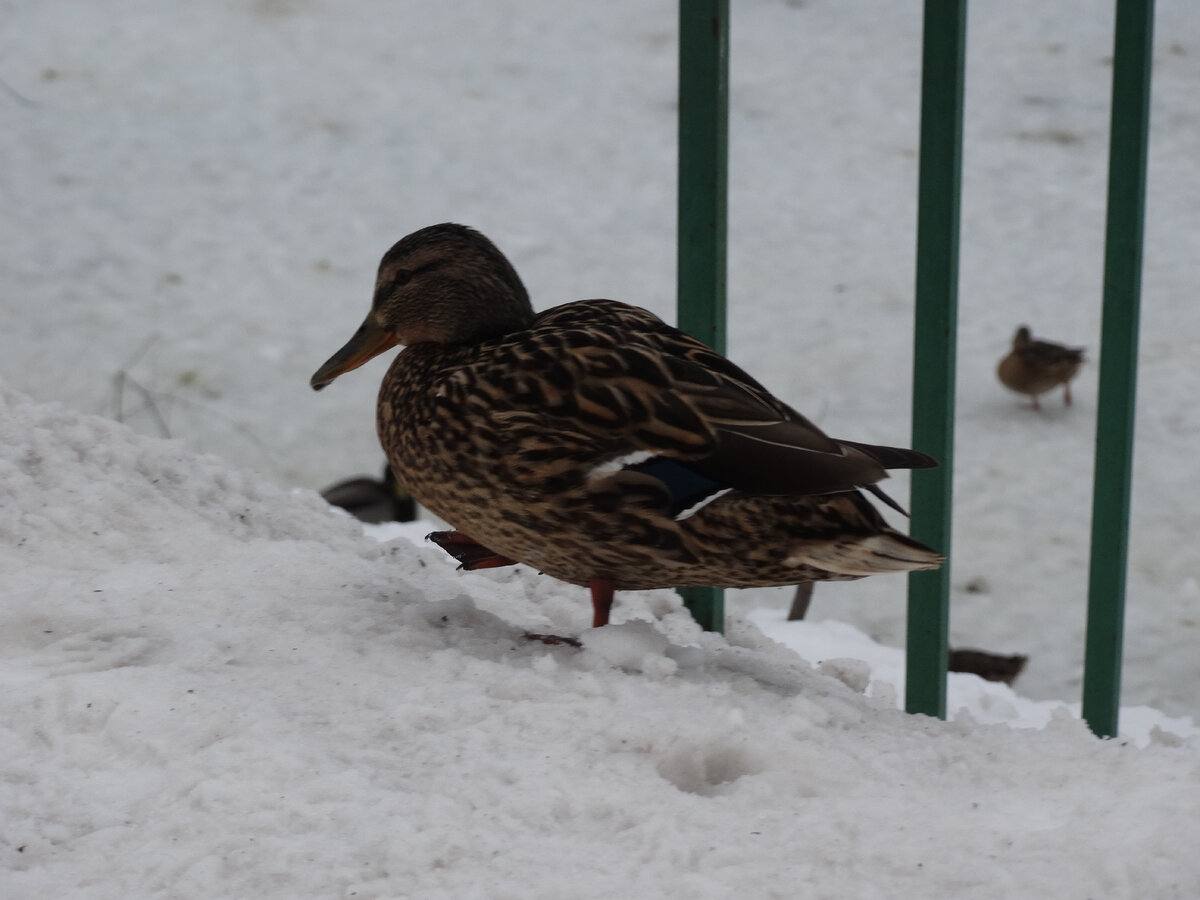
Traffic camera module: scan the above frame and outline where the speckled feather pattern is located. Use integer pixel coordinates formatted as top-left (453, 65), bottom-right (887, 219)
top-left (308, 224), bottom-right (941, 594)
top-left (376, 298), bottom-right (940, 590)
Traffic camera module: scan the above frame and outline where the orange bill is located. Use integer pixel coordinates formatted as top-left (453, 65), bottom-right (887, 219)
top-left (310, 314), bottom-right (399, 391)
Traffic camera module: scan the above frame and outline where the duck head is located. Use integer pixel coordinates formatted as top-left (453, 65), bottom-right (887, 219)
top-left (310, 223), bottom-right (534, 390)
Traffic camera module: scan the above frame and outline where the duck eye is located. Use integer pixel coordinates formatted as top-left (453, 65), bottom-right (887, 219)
top-left (391, 269), bottom-right (413, 288)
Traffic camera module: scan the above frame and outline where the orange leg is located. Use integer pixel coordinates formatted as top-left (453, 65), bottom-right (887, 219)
top-left (427, 530), bottom-right (517, 570)
top-left (590, 578), bottom-right (615, 628)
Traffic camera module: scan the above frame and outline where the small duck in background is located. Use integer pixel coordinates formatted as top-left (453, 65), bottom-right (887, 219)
top-left (320, 463), bottom-right (417, 524)
top-left (947, 649), bottom-right (1028, 686)
top-left (997, 325), bottom-right (1085, 410)
top-left (310, 223), bottom-right (943, 629)
top-left (787, 583), bottom-right (1028, 686)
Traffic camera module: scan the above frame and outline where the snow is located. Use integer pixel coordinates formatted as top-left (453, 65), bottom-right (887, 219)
top-left (3, 0), bottom-right (1200, 895)
top-left (4, 385), bottom-right (1200, 898)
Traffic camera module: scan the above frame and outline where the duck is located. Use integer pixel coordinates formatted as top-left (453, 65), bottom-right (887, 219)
top-left (997, 325), bottom-right (1085, 410)
top-left (320, 463), bottom-right (417, 524)
top-left (947, 649), bottom-right (1028, 686)
top-left (310, 223), bottom-right (943, 628)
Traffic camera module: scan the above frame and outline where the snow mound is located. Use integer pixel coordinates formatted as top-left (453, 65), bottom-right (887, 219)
top-left (3, 385), bottom-right (1200, 899)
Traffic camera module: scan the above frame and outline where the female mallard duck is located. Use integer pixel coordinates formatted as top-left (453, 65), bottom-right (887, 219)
top-left (311, 224), bottom-right (942, 627)
top-left (997, 325), bottom-right (1085, 410)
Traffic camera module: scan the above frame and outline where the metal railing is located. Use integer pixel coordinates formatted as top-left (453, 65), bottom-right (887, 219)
top-left (906, 0), bottom-right (966, 723)
top-left (673, 0), bottom-right (1155, 738)
top-left (675, 0), bottom-right (729, 634)
top-left (1081, 0), bottom-right (1155, 738)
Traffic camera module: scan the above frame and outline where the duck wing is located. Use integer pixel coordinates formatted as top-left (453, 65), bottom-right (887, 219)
top-left (500, 300), bottom-right (934, 504)
top-left (1024, 339), bottom-right (1085, 368)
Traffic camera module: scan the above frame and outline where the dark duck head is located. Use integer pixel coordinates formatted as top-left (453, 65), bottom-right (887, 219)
top-left (311, 224), bottom-right (534, 389)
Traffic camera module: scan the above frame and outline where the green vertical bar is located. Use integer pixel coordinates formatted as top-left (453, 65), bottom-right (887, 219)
top-left (676, 0), bottom-right (729, 633)
top-left (1083, 0), bottom-right (1155, 739)
top-left (906, 0), bottom-right (967, 718)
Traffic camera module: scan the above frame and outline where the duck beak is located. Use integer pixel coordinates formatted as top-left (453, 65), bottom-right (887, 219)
top-left (310, 314), bottom-right (399, 391)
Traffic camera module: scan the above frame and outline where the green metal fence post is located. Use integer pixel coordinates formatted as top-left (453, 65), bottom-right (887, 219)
top-left (906, 0), bottom-right (967, 719)
top-left (676, 0), bottom-right (730, 633)
top-left (1083, 0), bottom-right (1155, 739)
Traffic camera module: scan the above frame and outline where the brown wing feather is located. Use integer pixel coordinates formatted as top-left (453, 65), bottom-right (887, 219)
top-left (506, 300), bottom-right (928, 497)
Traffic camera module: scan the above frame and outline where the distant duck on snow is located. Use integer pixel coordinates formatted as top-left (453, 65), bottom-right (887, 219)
top-left (997, 325), bottom-right (1085, 411)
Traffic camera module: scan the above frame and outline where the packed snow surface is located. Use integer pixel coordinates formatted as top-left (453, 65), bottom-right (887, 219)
top-left (3, 384), bottom-right (1199, 898)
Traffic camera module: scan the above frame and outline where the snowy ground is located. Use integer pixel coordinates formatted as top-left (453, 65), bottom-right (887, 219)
top-left (4, 384), bottom-right (1200, 899)
top-left (3, 1), bottom-right (1200, 895)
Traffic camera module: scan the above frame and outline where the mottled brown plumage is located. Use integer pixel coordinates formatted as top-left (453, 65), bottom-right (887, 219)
top-left (997, 325), bottom-right (1085, 410)
top-left (311, 224), bottom-right (942, 625)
